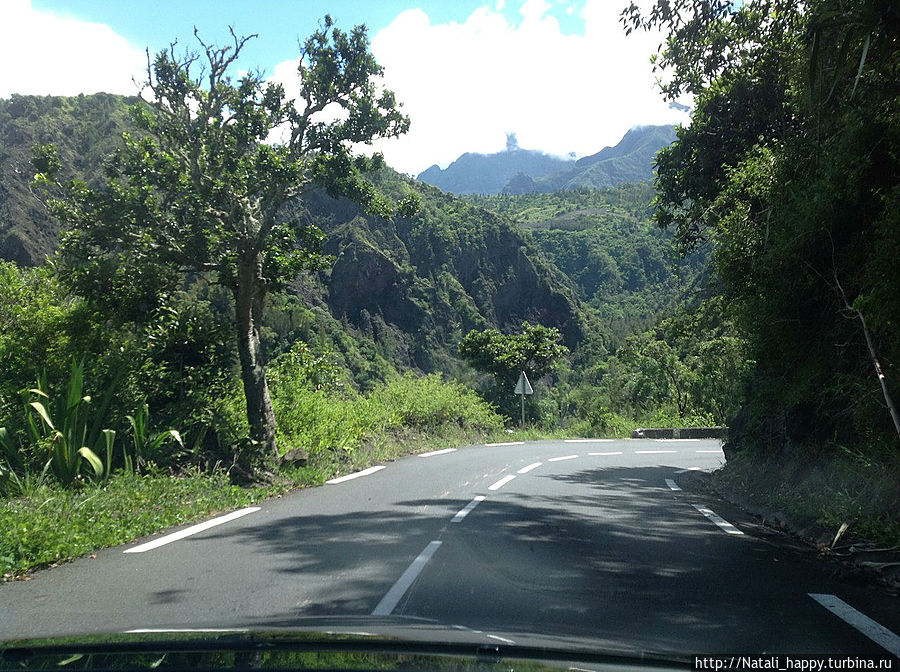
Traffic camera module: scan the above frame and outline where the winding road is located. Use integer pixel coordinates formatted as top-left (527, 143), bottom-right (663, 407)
top-left (2, 438), bottom-right (898, 658)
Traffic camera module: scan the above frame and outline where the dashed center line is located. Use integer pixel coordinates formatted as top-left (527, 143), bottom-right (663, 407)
top-left (123, 507), bottom-right (261, 554)
top-left (372, 541), bottom-right (442, 616)
top-left (548, 454), bottom-right (578, 462)
top-left (326, 465), bottom-right (386, 484)
top-left (692, 504), bottom-right (744, 535)
top-left (665, 479), bottom-right (681, 491)
top-left (418, 448), bottom-right (457, 458)
top-left (488, 474), bottom-right (517, 491)
top-left (589, 451), bottom-right (623, 456)
top-left (451, 496), bottom-right (486, 523)
top-left (635, 450), bottom-right (677, 454)
top-left (675, 467), bottom-right (703, 473)
top-left (517, 462), bottom-right (542, 474)
top-left (809, 593), bottom-right (900, 656)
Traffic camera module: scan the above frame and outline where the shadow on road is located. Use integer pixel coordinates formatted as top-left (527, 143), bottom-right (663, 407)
top-left (215, 465), bottom-right (866, 654)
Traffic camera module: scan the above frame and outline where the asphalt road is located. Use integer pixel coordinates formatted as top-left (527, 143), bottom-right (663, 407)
top-left (2, 438), bottom-right (898, 658)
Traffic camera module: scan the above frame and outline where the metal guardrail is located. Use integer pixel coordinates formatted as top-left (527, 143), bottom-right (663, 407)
top-left (631, 427), bottom-right (727, 439)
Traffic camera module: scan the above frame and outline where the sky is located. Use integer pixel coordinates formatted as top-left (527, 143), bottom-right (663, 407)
top-left (1, 0), bottom-right (690, 176)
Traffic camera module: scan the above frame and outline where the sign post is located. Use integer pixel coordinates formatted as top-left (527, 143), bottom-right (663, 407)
top-left (513, 371), bottom-right (534, 427)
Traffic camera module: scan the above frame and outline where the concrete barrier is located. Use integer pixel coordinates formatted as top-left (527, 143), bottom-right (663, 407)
top-left (631, 427), bottom-right (727, 439)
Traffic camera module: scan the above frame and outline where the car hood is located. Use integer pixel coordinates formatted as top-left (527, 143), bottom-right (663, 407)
top-left (1, 620), bottom-right (691, 671)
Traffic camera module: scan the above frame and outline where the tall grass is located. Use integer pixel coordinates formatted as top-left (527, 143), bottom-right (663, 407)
top-left (267, 369), bottom-right (505, 468)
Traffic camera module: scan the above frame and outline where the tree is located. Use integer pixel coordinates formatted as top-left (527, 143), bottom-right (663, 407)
top-left (624, 0), bottom-right (900, 445)
top-left (34, 20), bottom-right (416, 459)
top-left (459, 322), bottom-right (569, 389)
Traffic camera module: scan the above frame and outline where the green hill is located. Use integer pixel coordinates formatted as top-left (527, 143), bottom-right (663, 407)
top-left (0, 94), bottom-right (139, 265)
top-left (0, 94), bottom-right (589, 381)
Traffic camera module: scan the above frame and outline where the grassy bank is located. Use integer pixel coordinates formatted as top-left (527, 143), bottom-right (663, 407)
top-left (712, 443), bottom-right (900, 547)
top-left (1, 373), bottom-right (507, 578)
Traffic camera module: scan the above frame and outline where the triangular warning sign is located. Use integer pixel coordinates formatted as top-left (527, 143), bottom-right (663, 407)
top-left (514, 371), bottom-right (534, 395)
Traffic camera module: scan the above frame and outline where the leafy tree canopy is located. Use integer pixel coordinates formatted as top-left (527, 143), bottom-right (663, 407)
top-left (459, 322), bottom-right (569, 389)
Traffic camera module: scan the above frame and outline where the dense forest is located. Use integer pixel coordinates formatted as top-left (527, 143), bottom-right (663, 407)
top-left (1, 0), bottom-right (897, 576)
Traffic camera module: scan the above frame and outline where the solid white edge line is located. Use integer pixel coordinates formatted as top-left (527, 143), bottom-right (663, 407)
top-left (808, 593), bottom-right (900, 656)
top-left (665, 479), bottom-right (681, 491)
top-left (488, 474), bottom-right (516, 491)
top-left (517, 462), bottom-right (542, 474)
top-left (485, 441), bottom-right (525, 447)
top-left (418, 448), bottom-right (457, 458)
top-left (589, 451), bottom-right (623, 456)
top-left (451, 496), bottom-right (486, 523)
top-left (548, 454), bottom-right (578, 462)
top-left (372, 541), bottom-right (442, 616)
top-left (635, 450), bottom-right (677, 454)
top-left (564, 439), bottom-right (614, 443)
top-left (326, 465), bottom-right (386, 484)
top-left (692, 504), bottom-right (744, 535)
top-left (123, 507), bottom-right (261, 553)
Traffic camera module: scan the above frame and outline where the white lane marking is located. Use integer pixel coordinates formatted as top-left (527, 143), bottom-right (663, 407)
top-left (675, 467), bottom-right (703, 473)
top-left (488, 475), bottom-right (516, 491)
top-left (564, 439), bottom-right (614, 443)
top-left (451, 496), bottom-right (486, 523)
top-left (808, 593), bottom-right (900, 656)
top-left (486, 634), bottom-right (516, 644)
top-left (372, 541), bottom-right (442, 616)
top-left (635, 450), bottom-right (677, 454)
top-left (517, 462), bottom-right (542, 474)
top-left (326, 465), bottom-right (386, 484)
top-left (589, 451), bottom-right (623, 456)
top-left (665, 479), bottom-right (682, 491)
top-left (485, 441), bottom-right (525, 447)
top-left (418, 448), bottom-right (457, 458)
top-left (692, 504), bottom-right (744, 535)
top-left (126, 628), bottom-right (248, 633)
top-left (548, 454), bottom-right (578, 462)
top-left (123, 507), bottom-right (261, 554)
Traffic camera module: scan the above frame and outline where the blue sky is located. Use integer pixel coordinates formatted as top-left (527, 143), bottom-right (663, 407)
top-left (5, 1), bottom-right (689, 174)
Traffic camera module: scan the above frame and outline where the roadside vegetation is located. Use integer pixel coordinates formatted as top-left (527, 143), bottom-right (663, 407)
top-left (2, 0), bottom-right (897, 579)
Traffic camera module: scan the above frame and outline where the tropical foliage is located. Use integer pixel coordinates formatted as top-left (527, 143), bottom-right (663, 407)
top-left (626, 0), bottom-right (900, 450)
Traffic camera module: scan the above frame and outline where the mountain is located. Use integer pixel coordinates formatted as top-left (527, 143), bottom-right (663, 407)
top-left (533, 125), bottom-right (678, 192)
top-left (416, 126), bottom-right (676, 196)
top-left (0, 93), bottom-right (138, 265)
top-left (416, 133), bottom-right (573, 195)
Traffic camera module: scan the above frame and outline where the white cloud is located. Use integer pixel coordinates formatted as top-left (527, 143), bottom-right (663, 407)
top-left (361, 0), bottom-right (690, 175)
top-left (0, 0), bottom-right (147, 99)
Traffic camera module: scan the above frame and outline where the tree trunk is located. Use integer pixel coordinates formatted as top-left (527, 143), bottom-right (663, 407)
top-left (234, 252), bottom-right (278, 459)
top-left (833, 267), bottom-right (900, 440)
